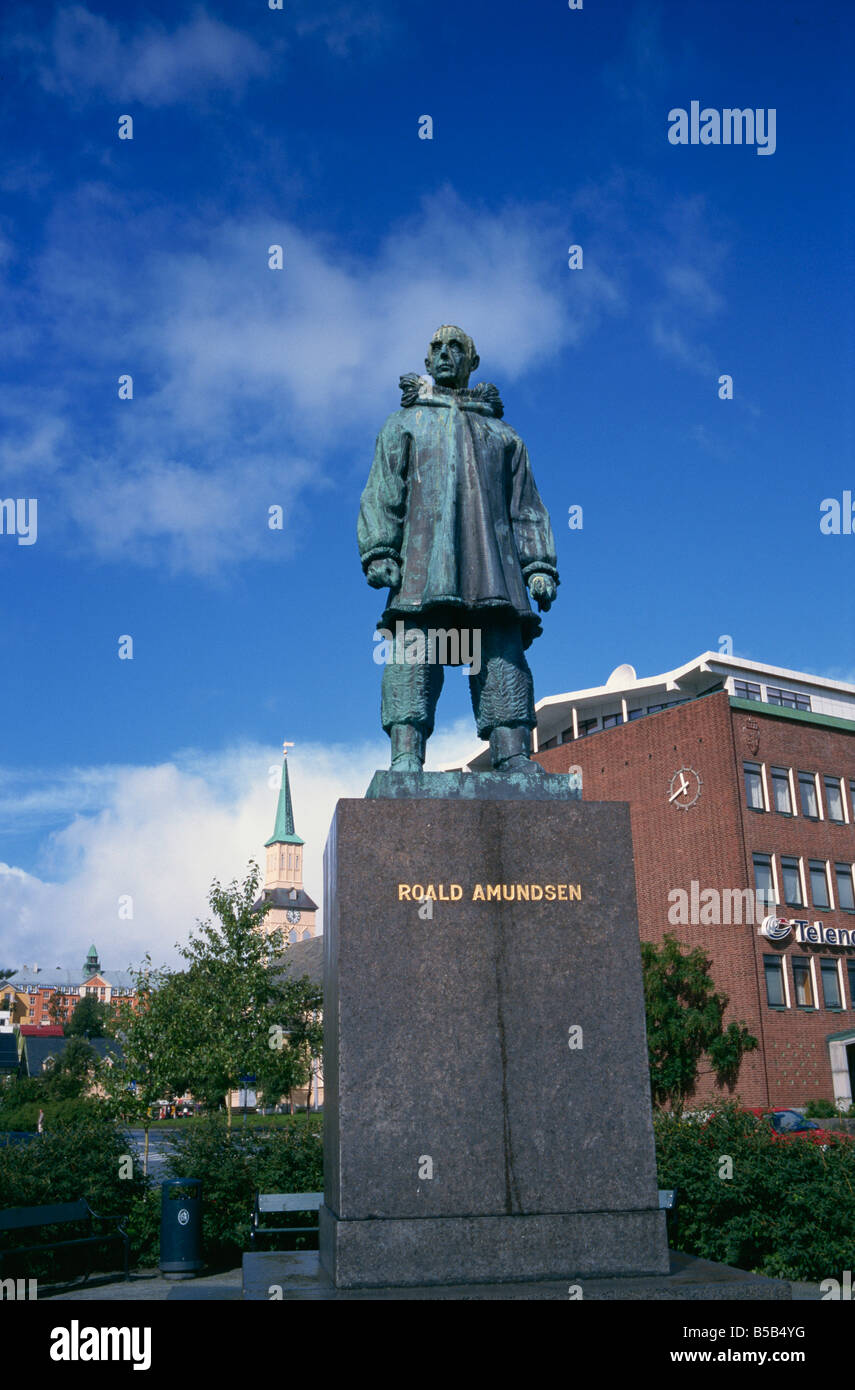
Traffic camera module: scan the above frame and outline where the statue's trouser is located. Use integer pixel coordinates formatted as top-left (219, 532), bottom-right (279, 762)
top-left (380, 615), bottom-right (535, 742)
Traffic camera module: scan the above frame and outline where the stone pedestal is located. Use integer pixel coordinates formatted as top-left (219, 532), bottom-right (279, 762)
top-left (320, 781), bottom-right (670, 1289)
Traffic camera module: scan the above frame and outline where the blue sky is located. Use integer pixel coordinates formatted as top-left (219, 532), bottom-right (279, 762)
top-left (1, 0), bottom-right (853, 967)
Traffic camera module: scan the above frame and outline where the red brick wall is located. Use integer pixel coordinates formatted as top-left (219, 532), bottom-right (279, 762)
top-left (535, 692), bottom-right (855, 1108)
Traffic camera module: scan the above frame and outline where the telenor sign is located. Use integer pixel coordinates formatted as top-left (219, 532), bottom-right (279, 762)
top-left (759, 915), bottom-right (855, 948)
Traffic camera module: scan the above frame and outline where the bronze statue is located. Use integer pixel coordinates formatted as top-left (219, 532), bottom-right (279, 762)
top-left (358, 325), bottom-right (559, 772)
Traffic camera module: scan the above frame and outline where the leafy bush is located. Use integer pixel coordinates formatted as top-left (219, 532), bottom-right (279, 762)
top-left (804, 1097), bottom-right (842, 1119)
top-left (166, 1114), bottom-right (323, 1266)
top-left (0, 1114), bottom-right (153, 1282)
top-left (0, 1097), bottom-right (103, 1132)
top-left (655, 1100), bottom-right (855, 1281)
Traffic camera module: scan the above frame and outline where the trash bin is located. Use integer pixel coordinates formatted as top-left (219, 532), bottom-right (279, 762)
top-left (159, 1179), bottom-right (203, 1280)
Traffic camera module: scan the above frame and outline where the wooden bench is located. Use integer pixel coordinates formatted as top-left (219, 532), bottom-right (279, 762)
top-left (0, 1199), bottom-right (130, 1282)
top-left (250, 1192), bottom-right (322, 1249)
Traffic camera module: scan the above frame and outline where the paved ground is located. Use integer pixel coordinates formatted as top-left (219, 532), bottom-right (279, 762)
top-left (43, 1268), bottom-right (243, 1301)
top-left (39, 1267), bottom-right (822, 1301)
top-left (124, 1129), bottom-right (177, 1176)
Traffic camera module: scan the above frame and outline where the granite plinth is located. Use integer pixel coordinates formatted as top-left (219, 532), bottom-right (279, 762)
top-left (244, 1250), bottom-right (792, 1301)
top-left (365, 767), bottom-right (581, 800)
top-left (321, 795), bottom-right (670, 1288)
top-left (320, 1206), bottom-right (667, 1288)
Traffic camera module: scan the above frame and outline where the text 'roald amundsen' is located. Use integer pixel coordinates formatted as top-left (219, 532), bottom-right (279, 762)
top-left (397, 883), bottom-right (582, 902)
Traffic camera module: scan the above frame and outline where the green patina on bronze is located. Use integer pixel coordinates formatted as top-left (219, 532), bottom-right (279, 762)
top-left (358, 325), bottom-right (560, 773)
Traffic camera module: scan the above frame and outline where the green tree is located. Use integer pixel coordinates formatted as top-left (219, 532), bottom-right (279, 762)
top-left (155, 865), bottom-right (323, 1127)
top-left (641, 934), bottom-right (758, 1111)
top-left (44, 1037), bottom-right (101, 1100)
top-left (102, 961), bottom-right (189, 1174)
top-left (65, 994), bottom-right (110, 1038)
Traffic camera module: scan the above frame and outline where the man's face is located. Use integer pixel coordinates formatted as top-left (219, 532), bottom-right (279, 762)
top-left (425, 331), bottom-right (476, 389)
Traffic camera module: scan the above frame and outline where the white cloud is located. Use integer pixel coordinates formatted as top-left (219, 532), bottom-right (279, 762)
top-left (0, 740), bottom-right (385, 973)
top-left (293, 2), bottom-right (391, 56)
top-left (0, 711), bottom-right (515, 973)
top-left (32, 5), bottom-right (271, 106)
top-left (1, 185), bottom-right (621, 575)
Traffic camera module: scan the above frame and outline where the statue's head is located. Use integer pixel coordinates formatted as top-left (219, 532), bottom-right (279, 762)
top-left (425, 325), bottom-right (480, 390)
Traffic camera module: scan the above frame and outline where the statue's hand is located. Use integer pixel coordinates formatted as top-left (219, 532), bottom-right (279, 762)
top-left (366, 558), bottom-right (401, 589)
top-left (528, 573), bottom-right (557, 612)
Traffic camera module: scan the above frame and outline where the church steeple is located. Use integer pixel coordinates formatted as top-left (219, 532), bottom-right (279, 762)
top-left (264, 745), bottom-right (304, 848)
top-left (83, 944), bottom-right (100, 980)
top-left (257, 743), bottom-right (318, 942)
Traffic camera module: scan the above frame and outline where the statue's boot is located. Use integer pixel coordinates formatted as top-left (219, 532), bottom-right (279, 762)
top-left (389, 723), bottom-right (425, 772)
top-left (489, 725), bottom-right (532, 772)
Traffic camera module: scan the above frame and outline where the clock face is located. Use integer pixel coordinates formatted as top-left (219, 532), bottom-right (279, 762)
top-left (286, 909), bottom-right (301, 925)
top-left (668, 766), bottom-right (702, 811)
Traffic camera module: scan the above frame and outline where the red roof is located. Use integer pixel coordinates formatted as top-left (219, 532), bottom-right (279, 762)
top-left (20, 1024), bottom-right (64, 1036)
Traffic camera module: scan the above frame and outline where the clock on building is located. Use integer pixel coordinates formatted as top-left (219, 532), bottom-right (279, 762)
top-left (668, 766), bottom-right (702, 810)
top-left (286, 909), bottom-right (301, 925)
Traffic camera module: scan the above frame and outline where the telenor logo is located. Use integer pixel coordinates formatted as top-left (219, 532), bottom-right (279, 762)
top-left (759, 915), bottom-right (793, 941)
top-left (50, 1321), bottom-right (151, 1372)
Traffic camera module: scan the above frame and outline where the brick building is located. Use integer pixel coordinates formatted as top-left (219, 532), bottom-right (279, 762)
top-left (0, 945), bottom-right (138, 1029)
top-left (455, 653), bottom-right (855, 1109)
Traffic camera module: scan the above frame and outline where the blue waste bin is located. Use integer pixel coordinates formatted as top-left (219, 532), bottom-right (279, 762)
top-left (159, 1179), bottom-right (203, 1279)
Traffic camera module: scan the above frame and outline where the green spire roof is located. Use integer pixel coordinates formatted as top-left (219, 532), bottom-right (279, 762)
top-left (83, 944), bottom-right (100, 979)
top-left (264, 756), bottom-right (304, 847)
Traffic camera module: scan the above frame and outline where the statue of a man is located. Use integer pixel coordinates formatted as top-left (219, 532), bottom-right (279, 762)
top-left (358, 325), bottom-right (559, 772)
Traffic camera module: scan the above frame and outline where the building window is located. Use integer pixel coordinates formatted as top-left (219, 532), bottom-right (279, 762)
top-left (792, 957), bottom-right (815, 1008)
top-left (764, 956), bottom-right (786, 1007)
top-left (647, 702), bottom-right (670, 714)
top-left (560, 727), bottom-right (574, 743)
top-left (753, 853), bottom-right (776, 904)
top-left (781, 857), bottom-right (804, 907)
top-left (835, 864), bottom-right (855, 912)
top-left (770, 766), bottom-right (793, 815)
top-left (602, 712), bottom-right (622, 728)
top-left (743, 762), bottom-right (765, 811)
top-left (628, 708), bottom-right (644, 720)
top-left (825, 776), bottom-right (846, 823)
top-left (809, 860), bottom-right (831, 909)
top-left (847, 960), bottom-right (855, 1009)
top-left (798, 772), bottom-right (820, 819)
top-left (766, 686), bottom-right (811, 711)
top-left (733, 680), bottom-right (762, 701)
top-left (540, 737), bottom-right (557, 750)
top-left (850, 780), bottom-right (855, 823)
top-left (576, 718), bottom-right (598, 739)
top-left (821, 959), bottom-right (843, 1009)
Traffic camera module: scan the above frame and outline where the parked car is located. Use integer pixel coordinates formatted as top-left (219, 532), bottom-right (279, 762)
top-left (747, 1107), bottom-right (851, 1148)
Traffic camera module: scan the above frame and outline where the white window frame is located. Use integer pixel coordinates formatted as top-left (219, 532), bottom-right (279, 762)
top-left (808, 858), bottom-right (832, 910)
top-left (820, 956), bottom-right (844, 1010)
top-left (743, 760), bottom-right (767, 812)
top-left (780, 854), bottom-right (806, 909)
top-left (765, 954), bottom-right (790, 1008)
top-left (770, 764), bottom-right (795, 815)
top-left (824, 775), bottom-right (846, 824)
top-left (798, 770), bottom-right (822, 820)
top-left (834, 861), bottom-right (855, 913)
top-left (753, 852), bottom-right (779, 907)
top-left (790, 954), bottom-right (817, 1009)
